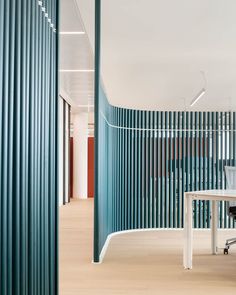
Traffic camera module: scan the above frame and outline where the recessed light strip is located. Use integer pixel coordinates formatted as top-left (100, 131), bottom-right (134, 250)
top-left (60, 69), bottom-right (94, 73)
top-left (60, 31), bottom-right (85, 35)
top-left (77, 104), bottom-right (94, 107)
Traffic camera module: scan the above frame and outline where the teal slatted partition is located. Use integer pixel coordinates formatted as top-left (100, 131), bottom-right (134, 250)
top-left (0, 1), bottom-right (58, 294)
top-left (94, 0), bottom-right (236, 263)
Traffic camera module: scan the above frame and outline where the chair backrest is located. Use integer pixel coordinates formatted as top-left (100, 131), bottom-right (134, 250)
top-left (225, 166), bottom-right (236, 218)
top-left (225, 166), bottom-right (236, 190)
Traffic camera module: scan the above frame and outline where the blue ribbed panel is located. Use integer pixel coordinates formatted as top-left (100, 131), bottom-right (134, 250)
top-left (0, 1), bottom-right (58, 294)
top-left (94, 0), bottom-right (236, 263)
top-left (95, 89), bottom-right (236, 262)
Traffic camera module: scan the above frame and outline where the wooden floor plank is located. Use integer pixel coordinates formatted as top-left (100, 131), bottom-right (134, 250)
top-left (60, 199), bottom-right (236, 295)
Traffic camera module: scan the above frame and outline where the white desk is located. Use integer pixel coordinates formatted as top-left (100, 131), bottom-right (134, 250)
top-left (183, 189), bottom-right (236, 269)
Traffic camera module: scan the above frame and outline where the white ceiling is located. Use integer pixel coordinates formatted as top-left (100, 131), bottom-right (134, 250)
top-left (60, 0), bottom-right (94, 112)
top-left (77, 0), bottom-right (236, 111)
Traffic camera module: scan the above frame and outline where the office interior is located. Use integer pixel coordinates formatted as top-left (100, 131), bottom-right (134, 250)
top-left (1, 0), bottom-right (236, 294)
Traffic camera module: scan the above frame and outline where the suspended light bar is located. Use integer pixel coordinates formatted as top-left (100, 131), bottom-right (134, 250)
top-left (190, 88), bottom-right (206, 107)
top-left (60, 31), bottom-right (85, 35)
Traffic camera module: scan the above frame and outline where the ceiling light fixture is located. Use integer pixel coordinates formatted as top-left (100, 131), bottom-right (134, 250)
top-left (60, 31), bottom-right (85, 35)
top-left (190, 88), bottom-right (206, 107)
top-left (69, 91), bottom-right (94, 94)
top-left (190, 71), bottom-right (207, 107)
top-left (77, 104), bottom-right (94, 107)
top-left (60, 69), bottom-right (94, 73)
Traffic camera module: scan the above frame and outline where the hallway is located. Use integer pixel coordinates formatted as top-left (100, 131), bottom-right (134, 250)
top-left (60, 199), bottom-right (236, 295)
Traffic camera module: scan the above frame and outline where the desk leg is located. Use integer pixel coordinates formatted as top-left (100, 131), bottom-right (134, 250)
top-left (183, 194), bottom-right (193, 269)
top-left (211, 200), bottom-right (218, 254)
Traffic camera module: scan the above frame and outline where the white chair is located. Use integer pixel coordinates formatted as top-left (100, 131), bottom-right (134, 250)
top-left (224, 166), bottom-right (236, 254)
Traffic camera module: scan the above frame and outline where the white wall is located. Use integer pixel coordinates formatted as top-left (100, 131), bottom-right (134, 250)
top-left (65, 103), bottom-right (70, 203)
top-left (73, 112), bottom-right (88, 199)
top-left (58, 97), bottom-right (64, 206)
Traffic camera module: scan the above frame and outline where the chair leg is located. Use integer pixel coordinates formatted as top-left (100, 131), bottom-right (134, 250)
top-left (224, 238), bottom-right (236, 254)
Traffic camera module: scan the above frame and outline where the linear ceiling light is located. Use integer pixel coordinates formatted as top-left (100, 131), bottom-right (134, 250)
top-left (69, 91), bottom-right (94, 94)
top-left (60, 69), bottom-right (94, 73)
top-left (190, 88), bottom-right (206, 107)
top-left (77, 104), bottom-right (94, 107)
top-left (60, 31), bottom-right (85, 35)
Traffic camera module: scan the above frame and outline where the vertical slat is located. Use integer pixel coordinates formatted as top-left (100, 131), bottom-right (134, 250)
top-left (181, 112), bottom-right (185, 228)
top-left (195, 111), bottom-right (199, 192)
top-left (121, 109), bottom-right (124, 231)
top-left (216, 112), bottom-right (220, 226)
top-left (173, 113), bottom-right (177, 228)
top-left (189, 112), bottom-right (193, 193)
top-left (191, 112), bottom-right (197, 228)
top-left (145, 111), bottom-right (149, 228)
top-left (13, 0), bottom-right (22, 292)
top-left (0, 0), bottom-right (3, 286)
top-left (165, 112), bottom-right (169, 227)
top-left (94, 0), bottom-right (100, 263)
top-left (153, 111), bottom-right (157, 228)
top-left (9, 0), bottom-right (17, 292)
top-left (126, 110), bottom-right (130, 229)
top-left (147, 111), bottom-right (151, 228)
top-left (177, 112), bottom-right (181, 227)
top-left (207, 112), bottom-right (211, 226)
top-left (156, 112), bottom-right (160, 228)
top-left (199, 112), bottom-right (203, 228)
top-left (138, 110), bottom-right (142, 228)
top-left (202, 112), bottom-right (207, 227)
top-left (185, 113), bottom-right (189, 193)
top-left (143, 111), bottom-right (146, 227)
top-left (115, 108), bottom-right (118, 231)
top-left (150, 111), bottom-right (153, 228)
top-left (125, 109), bottom-right (128, 229)
top-left (119, 108), bottom-right (122, 231)
top-left (133, 110), bottom-right (136, 228)
top-left (228, 112), bottom-right (232, 228)
top-left (122, 108), bottom-right (126, 229)
top-left (161, 112), bottom-right (164, 227)
top-left (169, 112), bottom-right (173, 228)
top-left (224, 112), bottom-right (228, 227)
top-left (2, 0), bottom-right (10, 292)
top-left (220, 112), bottom-right (224, 191)
top-left (130, 110), bottom-right (133, 229)
top-left (212, 112), bottom-right (215, 190)
top-left (141, 110), bottom-right (144, 228)
top-left (36, 2), bottom-right (42, 290)
top-left (207, 112), bottom-right (211, 190)
top-left (220, 112), bottom-right (224, 227)
top-left (116, 108), bottom-right (119, 230)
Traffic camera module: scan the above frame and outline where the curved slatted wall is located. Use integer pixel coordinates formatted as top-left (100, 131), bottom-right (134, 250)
top-left (0, 0), bottom-right (58, 293)
top-left (94, 0), bottom-right (236, 263)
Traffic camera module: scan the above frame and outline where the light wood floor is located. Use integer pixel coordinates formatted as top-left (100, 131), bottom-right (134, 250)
top-left (60, 199), bottom-right (236, 295)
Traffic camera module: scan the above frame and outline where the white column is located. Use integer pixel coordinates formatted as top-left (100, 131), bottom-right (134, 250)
top-left (73, 112), bottom-right (88, 199)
